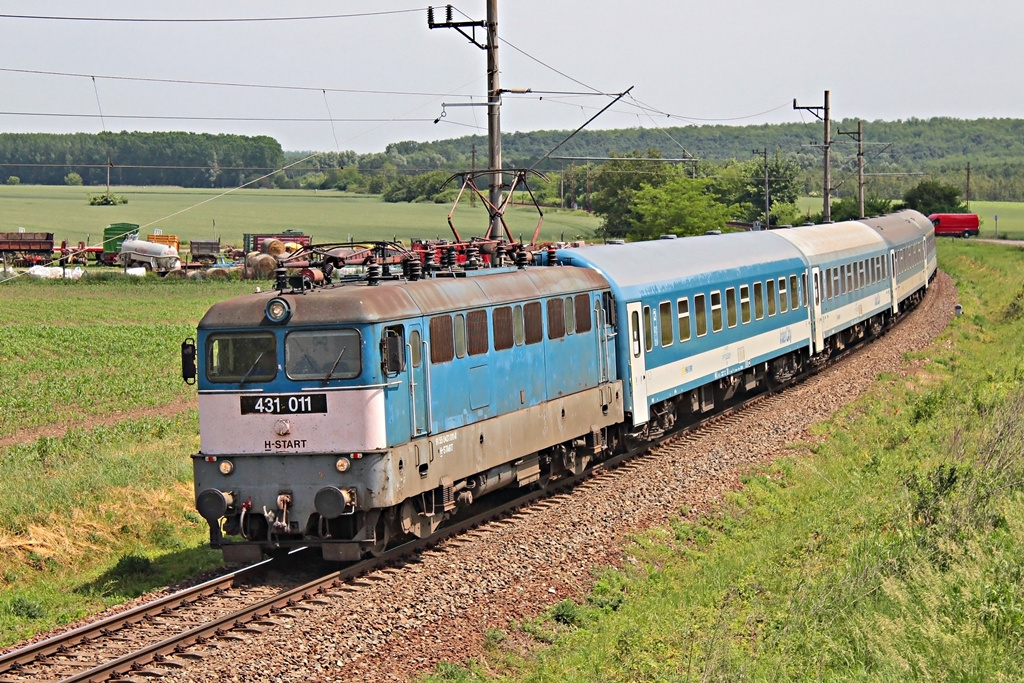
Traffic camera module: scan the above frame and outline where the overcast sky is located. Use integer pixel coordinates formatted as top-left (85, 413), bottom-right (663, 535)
top-left (0, 1), bottom-right (1018, 154)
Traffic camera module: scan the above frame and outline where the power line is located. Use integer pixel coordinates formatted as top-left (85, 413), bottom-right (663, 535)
top-left (0, 8), bottom-right (426, 23)
top-left (0, 111), bottom-right (433, 124)
top-left (0, 67), bottom-right (473, 98)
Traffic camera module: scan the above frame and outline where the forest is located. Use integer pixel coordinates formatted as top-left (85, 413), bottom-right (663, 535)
top-left (3, 117), bottom-right (1023, 202)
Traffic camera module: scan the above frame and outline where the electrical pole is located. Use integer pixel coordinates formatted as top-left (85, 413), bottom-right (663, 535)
top-left (429, 1), bottom-right (503, 240)
top-left (794, 90), bottom-right (831, 221)
top-left (753, 148), bottom-right (770, 226)
top-left (966, 162), bottom-right (971, 211)
top-left (470, 144), bottom-right (477, 208)
top-left (838, 120), bottom-right (865, 218)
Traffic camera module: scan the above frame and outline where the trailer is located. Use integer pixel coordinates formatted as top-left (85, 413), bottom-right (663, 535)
top-left (0, 232), bottom-right (55, 267)
top-left (188, 238), bottom-right (222, 265)
top-left (119, 238), bottom-right (181, 273)
top-left (100, 223), bottom-right (140, 265)
top-left (242, 230), bottom-right (310, 253)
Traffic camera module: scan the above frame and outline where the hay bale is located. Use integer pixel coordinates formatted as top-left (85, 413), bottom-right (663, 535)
top-left (261, 239), bottom-right (286, 257)
top-left (163, 268), bottom-right (188, 279)
top-left (206, 268), bottom-right (229, 279)
top-left (246, 253), bottom-right (278, 279)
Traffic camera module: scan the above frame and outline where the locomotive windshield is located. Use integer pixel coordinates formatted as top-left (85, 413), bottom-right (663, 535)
top-left (206, 333), bottom-right (277, 384)
top-left (285, 329), bottom-right (362, 381)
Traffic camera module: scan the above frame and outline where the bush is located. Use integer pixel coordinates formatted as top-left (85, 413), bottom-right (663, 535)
top-left (64, 172), bottom-right (83, 186)
top-left (6, 175), bottom-right (19, 185)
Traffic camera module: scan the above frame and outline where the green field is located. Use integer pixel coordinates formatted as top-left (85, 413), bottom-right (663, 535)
top-left (0, 185), bottom-right (600, 251)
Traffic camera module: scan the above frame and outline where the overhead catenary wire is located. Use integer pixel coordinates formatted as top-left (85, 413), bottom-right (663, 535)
top-left (0, 8), bottom-right (427, 23)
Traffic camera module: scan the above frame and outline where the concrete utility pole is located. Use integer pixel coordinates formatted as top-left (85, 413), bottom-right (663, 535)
top-left (838, 120), bottom-right (865, 218)
top-left (753, 148), bottom-right (770, 226)
top-left (794, 90), bottom-right (831, 221)
top-left (966, 162), bottom-right (971, 211)
top-left (428, 2), bottom-right (503, 240)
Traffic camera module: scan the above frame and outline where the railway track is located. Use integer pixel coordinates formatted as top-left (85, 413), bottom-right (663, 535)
top-left (0, 293), bottom-right (927, 683)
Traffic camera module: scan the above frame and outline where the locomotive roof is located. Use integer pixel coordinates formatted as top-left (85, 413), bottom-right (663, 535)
top-left (197, 265), bottom-right (609, 329)
top-left (769, 220), bottom-right (887, 264)
top-left (859, 210), bottom-right (933, 248)
top-left (557, 231), bottom-right (806, 300)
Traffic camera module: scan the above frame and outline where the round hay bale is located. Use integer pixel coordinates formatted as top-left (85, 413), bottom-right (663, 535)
top-left (206, 268), bottom-right (229, 279)
top-left (261, 239), bottom-right (286, 257)
top-left (247, 253), bottom-right (279, 279)
top-left (163, 268), bottom-right (188, 279)
top-left (189, 270), bottom-right (205, 281)
top-left (230, 248), bottom-right (246, 260)
top-left (284, 241), bottom-right (303, 253)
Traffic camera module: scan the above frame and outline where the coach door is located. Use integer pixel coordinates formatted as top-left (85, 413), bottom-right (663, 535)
top-left (888, 249), bottom-right (899, 314)
top-left (625, 301), bottom-right (650, 425)
top-left (406, 324), bottom-right (429, 436)
top-left (810, 266), bottom-right (824, 353)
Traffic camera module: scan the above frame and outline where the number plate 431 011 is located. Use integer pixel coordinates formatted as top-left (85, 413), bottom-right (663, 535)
top-left (240, 394), bottom-right (327, 415)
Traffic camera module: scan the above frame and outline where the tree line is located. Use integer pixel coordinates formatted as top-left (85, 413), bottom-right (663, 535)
top-left (1, 131), bottom-right (284, 188)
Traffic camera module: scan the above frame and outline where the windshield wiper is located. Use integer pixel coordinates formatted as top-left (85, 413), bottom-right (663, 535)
top-left (238, 351), bottom-right (266, 387)
top-left (322, 348), bottom-right (346, 385)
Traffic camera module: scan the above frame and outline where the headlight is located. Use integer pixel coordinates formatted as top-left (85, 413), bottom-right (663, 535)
top-left (265, 297), bottom-right (291, 323)
top-left (218, 460), bottom-right (235, 475)
top-left (335, 457), bottom-right (350, 472)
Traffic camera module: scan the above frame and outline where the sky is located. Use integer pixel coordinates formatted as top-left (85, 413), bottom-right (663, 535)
top-left (0, 0), bottom-right (1020, 155)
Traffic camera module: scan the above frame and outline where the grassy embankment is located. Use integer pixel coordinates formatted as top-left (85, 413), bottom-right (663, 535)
top-left (422, 240), bottom-right (1024, 681)
top-left (0, 276), bottom-right (254, 645)
top-left (0, 185), bottom-right (600, 250)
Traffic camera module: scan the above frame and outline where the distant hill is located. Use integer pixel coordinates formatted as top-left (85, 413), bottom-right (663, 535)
top-left (355, 118), bottom-right (1024, 201)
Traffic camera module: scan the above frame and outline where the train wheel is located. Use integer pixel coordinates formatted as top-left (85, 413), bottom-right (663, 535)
top-left (366, 516), bottom-right (391, 557)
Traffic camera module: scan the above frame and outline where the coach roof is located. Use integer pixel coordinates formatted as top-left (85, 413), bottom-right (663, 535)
top-left (557, 231), bottom-right (807, 300)
top-left (198, 265), bottom-right (610, 329)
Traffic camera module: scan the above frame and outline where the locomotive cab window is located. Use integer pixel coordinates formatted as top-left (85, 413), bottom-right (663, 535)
top-left (285, 329), bottom-right (362, 381)
top-left (207, 333), bottom-right (277, 384)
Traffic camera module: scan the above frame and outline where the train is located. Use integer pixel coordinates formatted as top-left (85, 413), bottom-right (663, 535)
top-left (181, 210), bottom-right (937, 563)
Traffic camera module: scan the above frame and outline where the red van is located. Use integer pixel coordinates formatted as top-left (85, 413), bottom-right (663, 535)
top-left (929, 213), bottom-right (979, 238)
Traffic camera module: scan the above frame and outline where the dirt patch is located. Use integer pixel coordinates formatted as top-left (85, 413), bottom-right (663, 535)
top-left (0, 396), bottom-right (196, 451)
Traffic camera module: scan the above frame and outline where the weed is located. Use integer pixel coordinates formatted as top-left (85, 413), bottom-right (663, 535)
top-left (112, 554), bottom-right (152, 577)
top-left (6, 596), bottom-right (45, 620)
top-left (550, 599), bottom-right (582, 627)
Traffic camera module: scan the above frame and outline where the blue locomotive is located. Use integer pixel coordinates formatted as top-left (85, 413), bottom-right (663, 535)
top-left (182, 210), bottom-right (936, 563)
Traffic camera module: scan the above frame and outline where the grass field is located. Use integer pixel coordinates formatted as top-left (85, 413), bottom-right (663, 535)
top-left (0, 185), bottom-right (600, 250)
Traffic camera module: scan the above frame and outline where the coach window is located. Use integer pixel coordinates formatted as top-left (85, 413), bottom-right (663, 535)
top-left (493, 306), bottom-right (514, 351)
top-left (643, 305), bottom-right (653, 352)
top-left (726, 288), bottom-right (737, 328)
top-left (467, 309), bottom-right (488, 356)
top-left (778, 278), bottom-right (788, 313)
top-left (754, 282), bottom-right (764, 319)
top-left (659, 301), bottom-right (673, 347)
top-left (678, 298), bottom-right (691, 342)
top-left (814, 272), bottom-right (821, 306)
top-left (833, 268), bottom-right (841, 298)
top-left (454, 313), bottom-right (467, 358)
top-left (208, 332), bottom-right (277, 384)
top-left (694, 293), bottom-right (708, 337)
top-left (547, 298), bottom-right (566, 339)
top-left (790, 275), bottom-right (800, 310)
top-left (630, 310), bottom-right (642, 358)
top-left (800, 274), bottom-right (807, 308)
top-left (574, 294), bottom-right (592, 333)
top-left (859, 260), bottom-right (866, 289)
top-left (740, 285), bottom-right (751, 324)
top-left (524, 301), bottom-right (543, 344)
top-left (710, 291), bottom-right (723, 333)
top-left (564, 297), bottom-right (575, 335)
top-left (429, 315), bottom-right (455, 364)
top-left (767, 279), bottom-right (777, 316)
